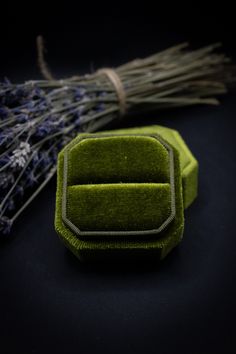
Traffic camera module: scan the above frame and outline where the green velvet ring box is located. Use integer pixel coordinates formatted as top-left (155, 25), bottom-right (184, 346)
top-left (55, 125), bottom-right (198, 262)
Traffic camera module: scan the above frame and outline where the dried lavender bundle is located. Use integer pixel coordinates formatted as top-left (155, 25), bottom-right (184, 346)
top-left (0, 43), bottom-right (234, 235)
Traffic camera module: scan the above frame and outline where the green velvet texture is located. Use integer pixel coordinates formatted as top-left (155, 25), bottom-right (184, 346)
top-left (68, 136), bottom-right (169, 185)
top-left (55, 127), bottom-right (188, 262)
top-left (66, 135), bottom-right (171, 233)
top-left (99, 125), bottom-right (198, 209)
top-left (67, 183), bottom-right (171, 232)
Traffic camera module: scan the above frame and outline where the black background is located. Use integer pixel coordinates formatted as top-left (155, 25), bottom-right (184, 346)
top-left (0, 4), bottom-right (236, 354)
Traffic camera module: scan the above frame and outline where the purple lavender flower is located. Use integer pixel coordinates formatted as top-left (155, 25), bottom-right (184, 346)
top-left (73, 111), bottom-right (81, 127)
top-left (32, 152), bottom-right (39, 166)
top-left (35, 116), bottom-right (58, 138)
top-left (51, 148), bottom-right (58, 163)
top-left (0, 155), bottom-right (10, 167)
top-left (12, 101), bottom-right (34, 114)
top-left (0, 173), bottom-right (14, 189)
top-left (0, 129), bottom-right (14, 146)
top-left (10, 142), bottom-right (31, 168)
top-left (37, 98), bottom-right (49, 112)
top-left (15, 113), bottom-right (29, 123)
top-left (39, 151), bottom-right (52, 167)
top-left (95, 102), bottom-right (105, 113)
top-left (0, 216), bottom-right (12, 235)
top-left (30, 86), bottom-right (45, 99)
top-left (15, 185), bottom-right (24, 197)
top-left (0, 106), bottom-right (9, 119)
top-left (74, 87), bottom-right (86, 101)
top-left (26, 170), bottom-right (38, 186)
top-left (0, 78), bottom-right (109, 236)
top-left (36, 123), bottom-right (52, 137)
top-left (6, 199), bottom-right (15, 211)
top-left (98, 91), bottom-right (107, 98)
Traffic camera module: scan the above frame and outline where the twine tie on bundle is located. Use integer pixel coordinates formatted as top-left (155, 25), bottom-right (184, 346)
top-left (96, 68), bottom-right (126, 116)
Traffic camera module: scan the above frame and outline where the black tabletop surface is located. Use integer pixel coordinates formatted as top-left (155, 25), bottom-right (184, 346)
top-left (0, 9), bottom-right (236, 354)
